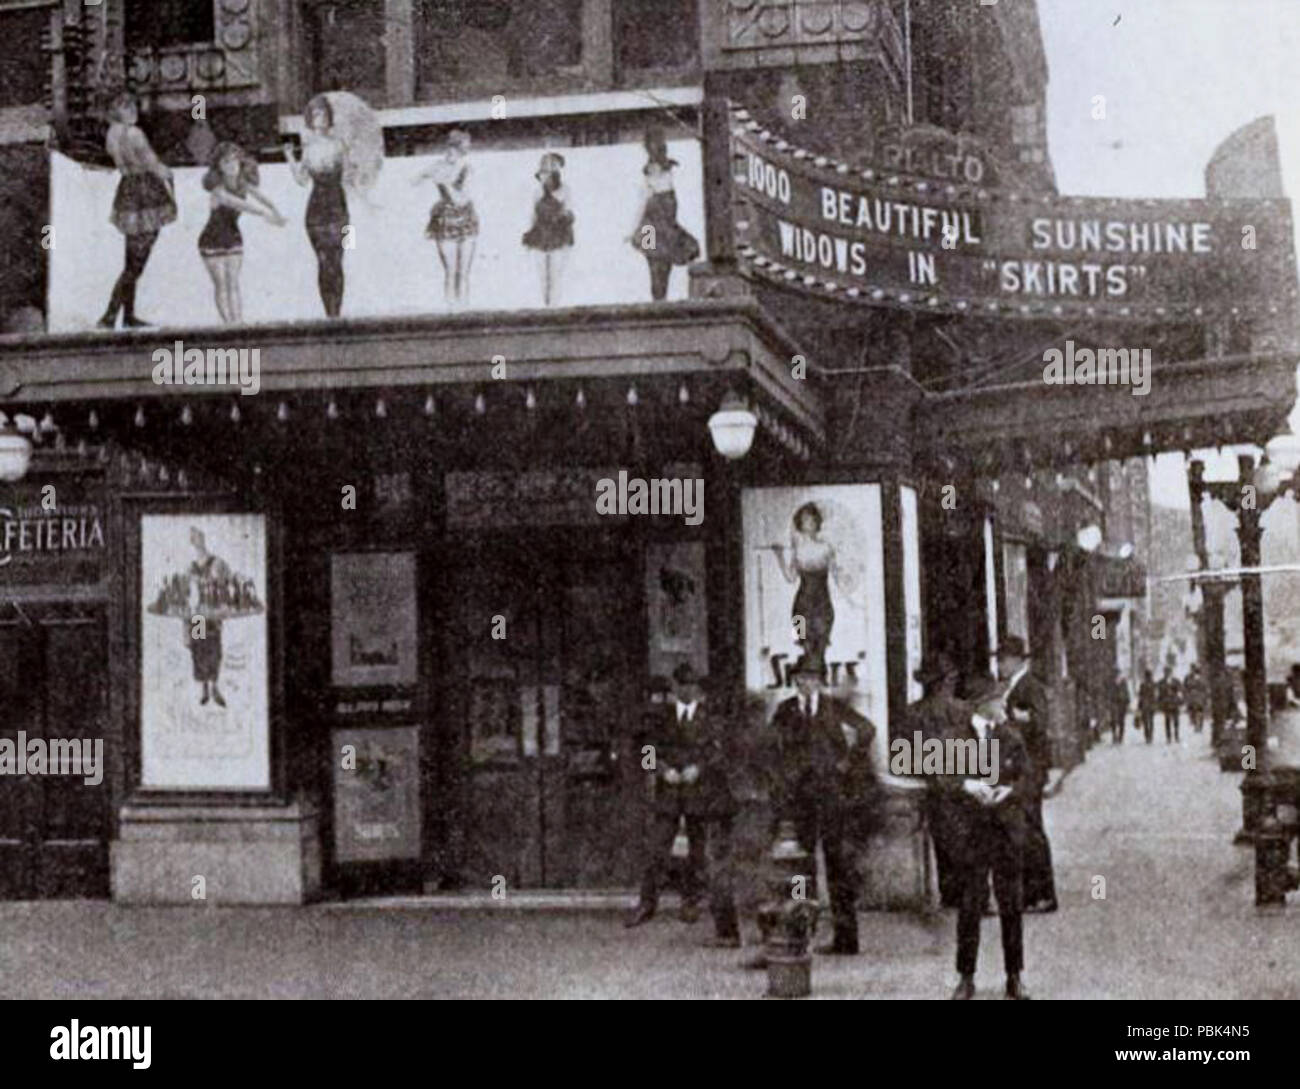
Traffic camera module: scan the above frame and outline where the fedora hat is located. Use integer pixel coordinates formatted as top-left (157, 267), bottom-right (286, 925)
top-left (671, 661), bottom-right (704, 687)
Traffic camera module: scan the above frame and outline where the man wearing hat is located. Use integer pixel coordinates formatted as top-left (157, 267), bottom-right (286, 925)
top-left (761, 656), bottom-right (876, 956)
top-left (998, 636), bottom-right (1057, 913)
top-left (625, 662), bottom-right (740, 946)
top-left (942, 673), bottom-right (1032, 1000)
top-left (905, 651), bottom-right (968, 908)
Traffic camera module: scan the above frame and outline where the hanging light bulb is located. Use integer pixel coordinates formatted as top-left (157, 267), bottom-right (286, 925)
top-left (627, 386), bottom-right (639, 407)
top-left (277, 401), bottom-right (290, 422)
top-left (134, 405), bottom-right (145, 428)
top-left (88, 410), bottom-right (99, 431)
top-left (474, 393), bottom-right (486, 415)
top-left (230, 402), bottom-right (241, 423)
top-left (423, 394), bottom-right (436, 417)
top-left (575, 387), bottom-right (586, 410)
top-left (327, 400), bottom-right (339, 420)
top-left (525, 388), bottom-right (536, 411)
top-left (678, 382), bottom-right (690, 405)
top-left (375, 398), bottom-right (387, 419)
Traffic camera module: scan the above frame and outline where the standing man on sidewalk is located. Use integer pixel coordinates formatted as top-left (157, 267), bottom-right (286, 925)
top-left (906, 651), bottom-right (968, 908)
top-left (762, 655), bottom-right (876, 956)
top-left (1138, 668), bottom-right (1158, 744)
top-left (625, 663), bottom-right (740, 946)
top-left (999, 637), bottom-right (1057, 914)
top-left (945, 675), bottom-right (1032, 1000)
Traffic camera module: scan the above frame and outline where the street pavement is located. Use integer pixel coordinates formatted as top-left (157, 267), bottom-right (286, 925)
top-left (3, 716), bottom-right (1299, 999)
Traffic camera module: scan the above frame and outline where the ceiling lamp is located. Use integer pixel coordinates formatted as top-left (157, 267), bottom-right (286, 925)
top-left (0, 412), bottom-right (33, 483)
top-left (708, 391), bottom-right (757, 461)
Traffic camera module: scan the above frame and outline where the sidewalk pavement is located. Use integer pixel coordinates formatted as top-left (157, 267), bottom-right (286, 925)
top-left (2, 724), bottom-right (1299, 999)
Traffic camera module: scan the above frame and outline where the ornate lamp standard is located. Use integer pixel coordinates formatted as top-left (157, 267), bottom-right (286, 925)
top-left (1187, 460), bottom-right (1233, 749)
top-left (1190, 437), bottom-right (1300, 842)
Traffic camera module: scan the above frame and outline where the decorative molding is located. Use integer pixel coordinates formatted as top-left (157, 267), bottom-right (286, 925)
top-left (717, 0), bottom-right (904, 82)
top-left (125, 0), bottom-right (261, 93)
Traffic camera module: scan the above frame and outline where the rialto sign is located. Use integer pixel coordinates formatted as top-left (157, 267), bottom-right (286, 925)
top-left (731, 108), bottom-right (1296, 319)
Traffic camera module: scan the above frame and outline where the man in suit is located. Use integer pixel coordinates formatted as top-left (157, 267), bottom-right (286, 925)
top-left (625, 663), bottom-right (740, 946)
top-left (906, 651), bottom-right (969, 908)
top-left (1138, 668), bottom-right (1158, 743)
top-left (999, 636), bottom-right (1057, 914)
top-left (943, 674), bottom-right (1032, 999)
top-left (1159, 669), bottom-right (1182, 743)
top-left (762, 655), bottom-right (876, 956)
top-left (1110, 671), bottom-right (1130, 744)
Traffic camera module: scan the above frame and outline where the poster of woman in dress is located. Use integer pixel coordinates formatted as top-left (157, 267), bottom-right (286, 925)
top-left (140, 514), bottom-right (269, 790)
top-left (742, 485), bottom-right (889, 763)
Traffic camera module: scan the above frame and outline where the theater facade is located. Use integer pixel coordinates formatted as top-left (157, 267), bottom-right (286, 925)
top-left (0, 0), bottom-right (1296, 904)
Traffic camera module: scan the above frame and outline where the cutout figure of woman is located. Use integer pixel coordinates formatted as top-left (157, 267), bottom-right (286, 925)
top-left (186, 527), bottom-right (231, 708)
top-left (521, 152), bottom-right (574, 307)
top-left (199, 142), bottom-right (286, 323)
top-left (768, 502), bottom-right (849, 672)
top-left (284, 95), bottom-right (349, 317)
top-left (415, 128), bottom-right (479, 307)
top-left (628, 127), bottom-right (699, 301)
top-left (99, 93), bottom-right (176, 329)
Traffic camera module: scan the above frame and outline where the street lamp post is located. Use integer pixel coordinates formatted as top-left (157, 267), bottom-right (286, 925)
top-left (1187, 461), bottom-right (1230, 748)
top-left (1189, 450), bottom-right (1299, 843)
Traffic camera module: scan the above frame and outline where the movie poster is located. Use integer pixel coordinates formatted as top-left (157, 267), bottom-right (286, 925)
top-left (741, 485), bottom-right (889, 767)
top-left (330, 552), bottom-right (419, 688)
top-left (646, 541), bottom-right (709, 682)
top-left (332, 725), bottom-right (422, 863)
top-left (140, 513), bottom-right (269, 790)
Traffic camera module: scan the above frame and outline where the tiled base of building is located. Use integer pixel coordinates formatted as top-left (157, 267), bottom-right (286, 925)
top-left (110, 802), bottom-right (322, 905)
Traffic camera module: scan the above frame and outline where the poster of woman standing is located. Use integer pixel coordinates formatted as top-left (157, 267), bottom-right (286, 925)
top-left (742, 485), bottom-right (889, 766)
top-left (140, 514), bottom-right (269, 790)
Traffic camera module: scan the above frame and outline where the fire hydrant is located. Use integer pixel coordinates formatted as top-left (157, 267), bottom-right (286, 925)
top-left (755, 819), bottom-right (820, 998)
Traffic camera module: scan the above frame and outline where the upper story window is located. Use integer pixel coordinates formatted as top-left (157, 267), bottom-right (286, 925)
top-left (415, 0), bottom-right (583, 100)
top-left (613, 0), bottom-right (699, 82)
top-left (125, 0), bottom-right (215, 51)
top-left (0, 4), bottom-right (49, 108)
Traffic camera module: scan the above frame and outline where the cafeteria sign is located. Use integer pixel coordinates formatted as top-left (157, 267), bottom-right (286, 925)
top-left (0, 488), bottom-right (106, 578)
top-left (731, 108), bottom-right (1296, 319)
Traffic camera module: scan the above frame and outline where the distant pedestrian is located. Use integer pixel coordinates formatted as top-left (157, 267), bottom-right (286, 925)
top-left (1183, 665), bottom-right (1208, 732)
top-left (945, 674), bottom-right (1032, 1000)
top-left (1138, 668), bottom-right (1157, 743)
top-left (1110, 671), bottom-right (1130, 743)
top-left (1159, 670), bottom-right (1182, 743)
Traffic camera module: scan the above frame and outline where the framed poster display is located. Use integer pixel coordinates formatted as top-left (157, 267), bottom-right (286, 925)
top-left (139, 512), bottom-right (270, 790)
top-left (330, 552), bottom-right (419, 688)
top-left (742, 485), bottom-right (889, 769)
top-left (332, 725), bottom-right (422, 863)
